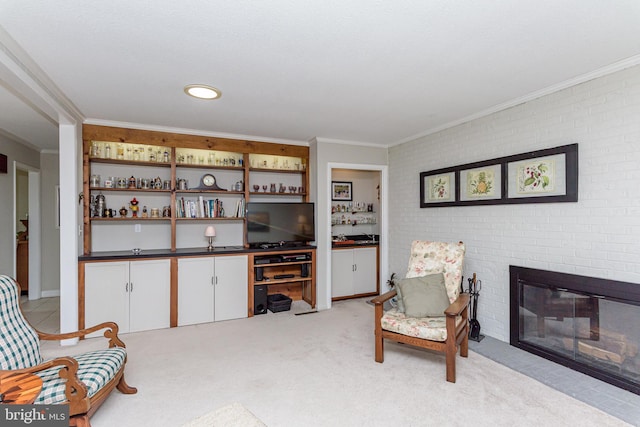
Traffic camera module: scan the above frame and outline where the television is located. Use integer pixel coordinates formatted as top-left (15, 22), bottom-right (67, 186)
top-left (246, 202), bottom-right (315, 247)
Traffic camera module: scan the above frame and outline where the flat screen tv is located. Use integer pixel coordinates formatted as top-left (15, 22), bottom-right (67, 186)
top-left (246, 202), bottom-right (315, 247)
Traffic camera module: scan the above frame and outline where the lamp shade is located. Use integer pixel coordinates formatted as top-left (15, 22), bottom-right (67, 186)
top-left (204, 226), bottom-right (216, 237)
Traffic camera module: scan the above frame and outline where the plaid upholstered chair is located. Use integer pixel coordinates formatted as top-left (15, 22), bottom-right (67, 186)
top-left (371, 241), bottom-right (470, 383)
top-left (0, 275), bottom-right (136, 426)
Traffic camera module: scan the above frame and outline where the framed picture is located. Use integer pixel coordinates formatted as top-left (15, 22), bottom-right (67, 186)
top-left (332, 181), bottom-right (352, 201)
top-left (419, 143), bottom-right (578, 208)
top-left (420, 170), bottom-right (457, 207)
top-left (506, 144), bottom-right (577, 202)
top-left (508, 154), bottom-right (562, 197)
top-left (459, 164), bottom-right (502, 202)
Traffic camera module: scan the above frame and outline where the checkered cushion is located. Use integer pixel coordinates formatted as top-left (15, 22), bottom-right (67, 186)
top-left (0, 275), bottom-right (42, 369)
top-left (34, 348), bottom-right (127, 405)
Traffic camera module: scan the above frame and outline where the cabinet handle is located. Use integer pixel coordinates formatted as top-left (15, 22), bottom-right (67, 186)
top-left (125, 282), bottom-right (128, 292)
top-left (354, 264), bottom-right (357, 271)
top-left (130, 282), bottom-right (133, 292)
top-left (211, 276), bottom-right (214, 285)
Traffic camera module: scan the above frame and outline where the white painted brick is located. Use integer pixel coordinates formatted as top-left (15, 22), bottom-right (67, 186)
top-left (388, 64), bottom-right (640, 342)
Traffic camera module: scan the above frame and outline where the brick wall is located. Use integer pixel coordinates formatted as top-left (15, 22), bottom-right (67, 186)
top-left (388, 65), bottom-right (640, 341)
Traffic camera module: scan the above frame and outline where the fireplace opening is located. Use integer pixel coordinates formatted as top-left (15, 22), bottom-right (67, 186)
top-left (510, 266), bottom-right (640, 395)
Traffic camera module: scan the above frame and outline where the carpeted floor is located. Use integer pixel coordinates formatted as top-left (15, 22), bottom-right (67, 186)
top-left (41, 298), bottom-right (629, 426)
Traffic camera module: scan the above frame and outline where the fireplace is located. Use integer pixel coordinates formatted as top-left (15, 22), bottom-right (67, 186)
top-left (510, 266), bottom-right (640, 395)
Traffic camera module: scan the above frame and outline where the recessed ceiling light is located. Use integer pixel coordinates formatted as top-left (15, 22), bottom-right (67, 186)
top-left (184, 84), bottom-right (222, 100)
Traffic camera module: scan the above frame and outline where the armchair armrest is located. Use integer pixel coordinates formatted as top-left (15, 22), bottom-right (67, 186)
top-left (38, 321), bottom-right (126, 348)
top-left (370, 289), bottom-right (397, 306)
top-left (444, 293), bottom-right (470, 317)
top-left (8, 356), bottom-right (90, 414)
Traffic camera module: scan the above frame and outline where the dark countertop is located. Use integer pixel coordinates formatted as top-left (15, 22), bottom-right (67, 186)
top-left (331, 234), bottom-right (379, 249)
top-left (79, 244), bottom-right (317, 261)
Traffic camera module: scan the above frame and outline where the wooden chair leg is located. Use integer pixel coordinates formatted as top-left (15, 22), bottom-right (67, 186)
top-left (445, 345), bottom-right (456, 383)
top-left (460, 337), bottom-right (469, 358)
top-left (70, 414), bottom-right (91, 427)
top-left (116, 375), bottom-right (137, 394)
top-left (374, 302), bottom-right (385, 363)
top-left (375, 329), bottom-right (384, 363)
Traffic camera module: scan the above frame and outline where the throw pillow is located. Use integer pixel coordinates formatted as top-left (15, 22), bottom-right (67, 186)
top-left (394, 283), bottom-right (406, 313)
top-left (396, 273), bottom-right (450, 318)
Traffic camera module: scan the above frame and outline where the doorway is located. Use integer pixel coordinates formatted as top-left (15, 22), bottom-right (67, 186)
top-left (14, 162), bottom-right (41, 300)
top-left (327, 163), bottom-right (388, 305)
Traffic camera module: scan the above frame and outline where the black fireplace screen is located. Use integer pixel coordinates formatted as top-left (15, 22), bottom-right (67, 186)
top-left (510, 266), bottom-right (640, 395)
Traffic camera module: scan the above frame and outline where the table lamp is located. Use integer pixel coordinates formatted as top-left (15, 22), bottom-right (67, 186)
top-left (205, 226), bottom-right (216, 250)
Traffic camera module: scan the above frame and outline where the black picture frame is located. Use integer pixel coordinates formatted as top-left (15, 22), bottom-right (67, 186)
top-left (419, 143), bottom-right (578, 208)
top-left (332, 181), bottom-right (353, 201)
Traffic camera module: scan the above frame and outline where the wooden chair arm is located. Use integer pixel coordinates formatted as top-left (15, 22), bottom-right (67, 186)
top-left (444, 293), bottom-right (470, 317)
top-left (370, 289), bottom-right (397, 305)
top-left (6, 356), bottom-right (90, 414)
top-left (38, 321), bottom-right (126, 348)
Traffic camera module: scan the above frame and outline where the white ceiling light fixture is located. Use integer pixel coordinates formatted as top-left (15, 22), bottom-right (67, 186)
top-left (184, 84), bottom-right (222, 100)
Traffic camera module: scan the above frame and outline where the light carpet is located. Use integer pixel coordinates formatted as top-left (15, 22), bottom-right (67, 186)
top-left (181, 402), bottom-right (265, 427)
top-left (41, 298), bottom-right (629, 426)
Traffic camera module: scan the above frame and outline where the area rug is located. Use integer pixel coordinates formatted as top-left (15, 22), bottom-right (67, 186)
top-left (181, 402), bottom-right (266, 427)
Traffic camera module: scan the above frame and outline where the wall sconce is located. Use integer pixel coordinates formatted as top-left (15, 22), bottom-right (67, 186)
top-left (205, 226), bottom-right (216, 250)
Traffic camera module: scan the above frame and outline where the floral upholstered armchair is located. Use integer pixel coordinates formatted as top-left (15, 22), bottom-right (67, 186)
top-left (0, 275), bottom-right (136, 426)
top-left (371, 241), bottom-right (470, 383)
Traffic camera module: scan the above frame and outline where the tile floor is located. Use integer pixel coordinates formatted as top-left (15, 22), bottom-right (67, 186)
top-left (21, 297), bottom-right (640, 425)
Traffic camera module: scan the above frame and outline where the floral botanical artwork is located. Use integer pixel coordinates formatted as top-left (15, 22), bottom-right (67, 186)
top-left (517, 160), bottom-right (555, 193)
top-left (428, 175), bottom-right (450, 201)
top-left (466, 169), bottom-right (495, 198)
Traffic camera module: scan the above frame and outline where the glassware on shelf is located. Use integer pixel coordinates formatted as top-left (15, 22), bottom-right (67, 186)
top-left (90, 141), bottom-right (101, 158)
top-left (253, 185), bottom-right (260, 192)
top-left (262, 185), bottom-right (267, 192)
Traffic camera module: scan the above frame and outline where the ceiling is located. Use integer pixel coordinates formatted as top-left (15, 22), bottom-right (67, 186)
top-left (1, 1), bottom-right (640, 151)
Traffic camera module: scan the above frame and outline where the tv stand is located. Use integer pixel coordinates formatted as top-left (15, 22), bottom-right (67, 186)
top-left (248, 247), bottom-right (316, 316)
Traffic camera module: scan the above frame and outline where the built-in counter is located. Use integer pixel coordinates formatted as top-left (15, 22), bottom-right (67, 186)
top-left (78, 245), bottom-right (316, 333)
top-left (331, 235), bottom-right (379, 300)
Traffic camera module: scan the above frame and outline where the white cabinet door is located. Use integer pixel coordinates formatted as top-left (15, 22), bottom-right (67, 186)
top-left (353, 247), bottom-right (377, 295)
top-left (85, 262), bottom-right (130, 336)
top-left (214, 255), bottom-right (248, 322)
top-left (178, 255), bottom-right (248, 325)
top-left (129, 259), bottom-right (171, 332)
top-left (332, 249), bottom-right (355, 298)
top-left (178, 258), bottom-right (215, 326)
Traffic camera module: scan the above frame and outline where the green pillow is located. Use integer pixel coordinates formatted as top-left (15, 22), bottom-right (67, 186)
top-left (396, 273), bottom-right (450, 318)
top-left (394, 283), bottom-right (406, 313)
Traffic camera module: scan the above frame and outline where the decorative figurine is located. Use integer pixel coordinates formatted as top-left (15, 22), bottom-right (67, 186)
top-left (119, 206), bottom-right (128, 218)
top-left (130, 197), bottom-right (139, 217)
top-left (141, 205), bottom-right (148, 218)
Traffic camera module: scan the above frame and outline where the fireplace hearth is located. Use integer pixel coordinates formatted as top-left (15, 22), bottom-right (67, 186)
top-left (510, 266), bottom-right (640, 395)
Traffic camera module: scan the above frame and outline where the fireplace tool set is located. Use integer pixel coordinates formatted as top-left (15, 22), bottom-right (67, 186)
top-left (467, 273), bottom-right (484, 342)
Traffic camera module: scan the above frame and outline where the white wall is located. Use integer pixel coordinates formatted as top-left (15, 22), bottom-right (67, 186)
top-left (40, 152), bottom-right (60, 294)
top-left (311, 139), bottom-right (388, 310)
top-left (388, 64), bottom-right (640, 342)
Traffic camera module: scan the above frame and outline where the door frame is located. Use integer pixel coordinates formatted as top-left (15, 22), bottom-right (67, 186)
top-left (13, 161), bottom-right (41, 300)
top-left (326, 163), bottom-right (388, 307)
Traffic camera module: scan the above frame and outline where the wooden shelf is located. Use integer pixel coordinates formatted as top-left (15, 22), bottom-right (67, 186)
top-left (83, 124), bottom-right (310, 255)
top-left (248, 248), bottom-right (316, 317)
top-left (249, 167), bottom-right (306, 174)
top-left (89, 157), bottom-right (171, 167)
top-left (89, 187), bottom-right (171, 193)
